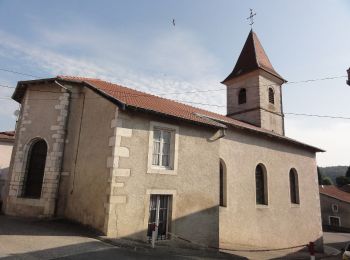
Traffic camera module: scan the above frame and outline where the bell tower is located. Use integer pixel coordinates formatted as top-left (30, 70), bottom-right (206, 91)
top-left (222, 30), bottom-right (286, 135)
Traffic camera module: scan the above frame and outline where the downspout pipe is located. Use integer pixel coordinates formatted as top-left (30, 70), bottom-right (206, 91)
top-left (53, 80), bottom-right (72, 216)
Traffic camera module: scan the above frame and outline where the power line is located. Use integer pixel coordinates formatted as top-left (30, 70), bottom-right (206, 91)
top-left (0, 83), bottom-right (15, 89)
top-left (1, 94), bottom-right (349, 121)
top-left (0, 68), bottom-right (40, 79)
top-left (285, 112), bottom-right (350, 120)
top-left (0, 69), bottom-right (347, 95)
top-left (0, 69), bottom-right (349, 120)
top-left (160, 75), bottom-right (347, 96)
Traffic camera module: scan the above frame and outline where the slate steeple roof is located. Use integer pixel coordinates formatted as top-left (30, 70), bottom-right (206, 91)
top-left (222, 30), bottom-right (285, 83)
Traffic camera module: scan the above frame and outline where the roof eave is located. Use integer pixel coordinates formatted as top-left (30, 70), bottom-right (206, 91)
top-left (221, 67), bottom-right (287, 85)
top-left (12, 77), bottom-right (58, 103)
top-left (227, 123), bottom-right (324, 153)
top-left (320, 192), bottom-right (350, 204)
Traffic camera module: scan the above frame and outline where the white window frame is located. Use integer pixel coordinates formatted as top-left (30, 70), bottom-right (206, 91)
top-left (147, 121), bottom-right (179, 175)
top-left (331, 204), bottom-right (338, 213)
top-left (329, 216), bottom-right (341, 227)
top-left (143, 189), bottom-right (177, 241)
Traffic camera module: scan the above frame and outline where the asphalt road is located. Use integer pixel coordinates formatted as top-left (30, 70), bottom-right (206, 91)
top-left (0, 215), bottom-right (234, 259)
top-left (1, 215), bottom-right (350, 259)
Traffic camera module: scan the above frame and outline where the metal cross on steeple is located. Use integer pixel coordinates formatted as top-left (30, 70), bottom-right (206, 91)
top-left (247, 9), bottom-right (257, 29)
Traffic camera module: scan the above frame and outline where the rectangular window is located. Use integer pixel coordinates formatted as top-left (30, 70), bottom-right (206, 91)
top-left (331, 204), bottom-right (338, 213)
top-left (329, 216), bottom-right (340, 227)
top-left (147, 195), bottom-right (172, 241)
top-left (152, 128), bottom-right (172, 168)
top-left (148, 122), bottom-right (179, 174)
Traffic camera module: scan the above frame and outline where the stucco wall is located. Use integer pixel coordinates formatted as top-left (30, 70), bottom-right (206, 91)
top-left (4, 83), bottom-right (114, 230)
top-left (63, 87), bottom-right (116, 231)
top-left (219, 129), bottom-right (322, 249)
top-left (225, 71), bottom-right (284, 135)
top-left (0, 141), bottom-right (13, 201)
top-left (320, 194), bottom-right (350, 230)
top-left (259, 71), bottom-right (284, 134)
top-left (4, 80), bottom-right (322, 250)
top-left (226, 71), bottom-right (260, 126)
top-left (108, 110), bottom-right (220, 246)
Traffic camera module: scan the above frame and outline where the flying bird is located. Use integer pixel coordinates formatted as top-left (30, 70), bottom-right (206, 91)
top-left (172, 19), bottom-right (175, 26)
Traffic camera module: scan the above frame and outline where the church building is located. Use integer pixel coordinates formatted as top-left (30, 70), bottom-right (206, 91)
top-left (3, 30), bottom-right (324, 250)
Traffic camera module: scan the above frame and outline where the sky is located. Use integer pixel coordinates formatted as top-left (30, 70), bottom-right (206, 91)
top-left (0, 0), bottom-right (349, 166)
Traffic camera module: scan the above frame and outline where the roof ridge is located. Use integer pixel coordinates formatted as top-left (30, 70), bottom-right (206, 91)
top-left (83, 77), bottom-right (229, 118)
top-left (222, 30), bottom-right (285, 83)
top-left (57, 75), bottom-right (104, 81)
top-left (12, 75), bottom-right (323, 152)
top-left (251, 30), bottom-right (260, 68)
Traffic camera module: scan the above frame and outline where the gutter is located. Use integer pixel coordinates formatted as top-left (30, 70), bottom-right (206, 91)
top-left (53, 80), bottom-right (72, 216)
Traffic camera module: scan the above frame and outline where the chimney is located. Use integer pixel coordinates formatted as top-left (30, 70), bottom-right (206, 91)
top-left (347, 67), bottom-right (350, 86)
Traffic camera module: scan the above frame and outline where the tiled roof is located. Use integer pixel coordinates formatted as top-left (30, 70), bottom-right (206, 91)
top-left (340, 184), bottom-right (350, 193)
top-left (12, 76), bottom-right (323, 152)
top-left (0, 131), bottom-right (15, 142)
top-left (222, 30), bottom-right (285, 83)
top-left (320, 185), bottom-right (350, 203)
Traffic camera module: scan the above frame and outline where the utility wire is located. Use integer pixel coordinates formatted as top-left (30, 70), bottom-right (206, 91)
top-left (1, 94), bottom-right (349, 121)
top-left (0, 68), bottom-right (40, 79)
top-left (0, 67), bottom-right (347, 94)
top-left (0, 83), bottom-right (15, 89)
top-left (284, 112), bottom-right (350, 120)
top-left (0, 69), bottom-right (349, 120)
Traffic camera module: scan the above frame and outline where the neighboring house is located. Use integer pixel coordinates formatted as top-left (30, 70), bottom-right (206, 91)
top-left (320, 185), bottom-right (350, 232)
top-left (347, 67), bottom-right (350, 86)
top-left (3, 30), bottom-right (324, 250)
top-left (0, 131), bottom-right (15, 206)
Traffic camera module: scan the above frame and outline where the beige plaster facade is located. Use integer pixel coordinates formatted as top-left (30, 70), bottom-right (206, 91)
top-left (224, 70), bottom-right (285, 135)
top-left (320, 192), bottom-right (350, 232)
top-left (3, 28), bottom-right (324, 250)
top-left (0, 140), bottom-right (14, 202)
top-left (3, 79), bottom-right (323, 250)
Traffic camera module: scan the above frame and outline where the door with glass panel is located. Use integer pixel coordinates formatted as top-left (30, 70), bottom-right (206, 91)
top-left (147, 195), bottom-right (172, 240)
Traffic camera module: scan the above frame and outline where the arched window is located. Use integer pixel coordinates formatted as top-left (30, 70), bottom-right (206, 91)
top-left (23, 139), bottom-right (47, 198)
top-left (268, 88), bottom-right (274, 104)
top-left (289, 168), bottom-right (299, 204)
top-left (238, 88), bottom-right (247, 104)
top-left (255, 164), bottom-right (268, 205)
top-left (219, 160), bottom-right (227, 207)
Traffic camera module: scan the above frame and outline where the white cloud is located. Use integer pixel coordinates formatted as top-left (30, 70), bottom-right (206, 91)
top-left (285, 119), bottom-right (350, 167)
top-left (3, 24), bottom-right (346, 166)
top-left (0, 26), bottom-right (227, 111)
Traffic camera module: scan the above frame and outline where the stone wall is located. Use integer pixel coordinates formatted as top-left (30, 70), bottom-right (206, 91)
top-left (103, 109), bottom-right (133, 236)
top-left (5, 84), bottom-right (70, 217)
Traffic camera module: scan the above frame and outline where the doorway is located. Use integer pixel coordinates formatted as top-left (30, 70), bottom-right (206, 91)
top-left (147, 195), bottom-right (172, 240)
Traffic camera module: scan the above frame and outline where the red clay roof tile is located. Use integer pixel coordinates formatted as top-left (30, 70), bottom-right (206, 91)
top-left (0, 131), bottom-right (15, 142)
top-left (222, 30), bottom-right (285, 83)
top-left (54, 75), bottom-right (322, 152)
top-left (12, 76), bottom-right (323, 152)
top-left (320, 185), bottom-right (350, 203)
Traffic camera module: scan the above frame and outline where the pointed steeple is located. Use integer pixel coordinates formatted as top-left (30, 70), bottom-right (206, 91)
top-left (222, 30), bottom-right (285, 83)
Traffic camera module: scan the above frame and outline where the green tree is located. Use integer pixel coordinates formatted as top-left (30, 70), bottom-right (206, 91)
top-left (336, 176), bottom-right (350, 186)
top-left (322, 177), bottom-right (333, 185)
top-left (346, 166), bottom-right (350, 178)
top-left (317, 167), bottom-right (323, 185)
